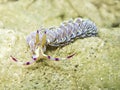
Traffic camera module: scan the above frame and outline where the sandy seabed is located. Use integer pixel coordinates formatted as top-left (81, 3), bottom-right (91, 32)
top-left (0, 0), bottom-right (120, 90)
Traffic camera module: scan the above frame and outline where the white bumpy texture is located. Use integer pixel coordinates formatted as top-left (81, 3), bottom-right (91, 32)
top-left (26, 18), bottom-right (98, 51)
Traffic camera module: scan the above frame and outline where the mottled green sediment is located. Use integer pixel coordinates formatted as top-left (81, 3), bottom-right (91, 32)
top-left (0, 0), bottom-right (120, 90)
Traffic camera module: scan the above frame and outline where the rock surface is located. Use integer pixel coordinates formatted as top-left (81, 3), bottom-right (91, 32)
top-left (0, 0), bottom-right (120, 90)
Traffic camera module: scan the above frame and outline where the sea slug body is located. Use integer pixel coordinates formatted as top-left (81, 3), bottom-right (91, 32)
top-left (11, 18), bottom-right (97, 65)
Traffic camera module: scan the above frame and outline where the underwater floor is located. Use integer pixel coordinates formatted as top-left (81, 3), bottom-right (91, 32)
top-left (0, 0), bottom-right (120, 90)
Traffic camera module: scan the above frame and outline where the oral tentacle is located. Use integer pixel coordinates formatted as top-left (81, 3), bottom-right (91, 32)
top-left (10, 55), bottom-right (38, 65)
top-left (40, 48), bottom-right (75, 61)
top-left (43, 53), bottom-right (75, 61)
